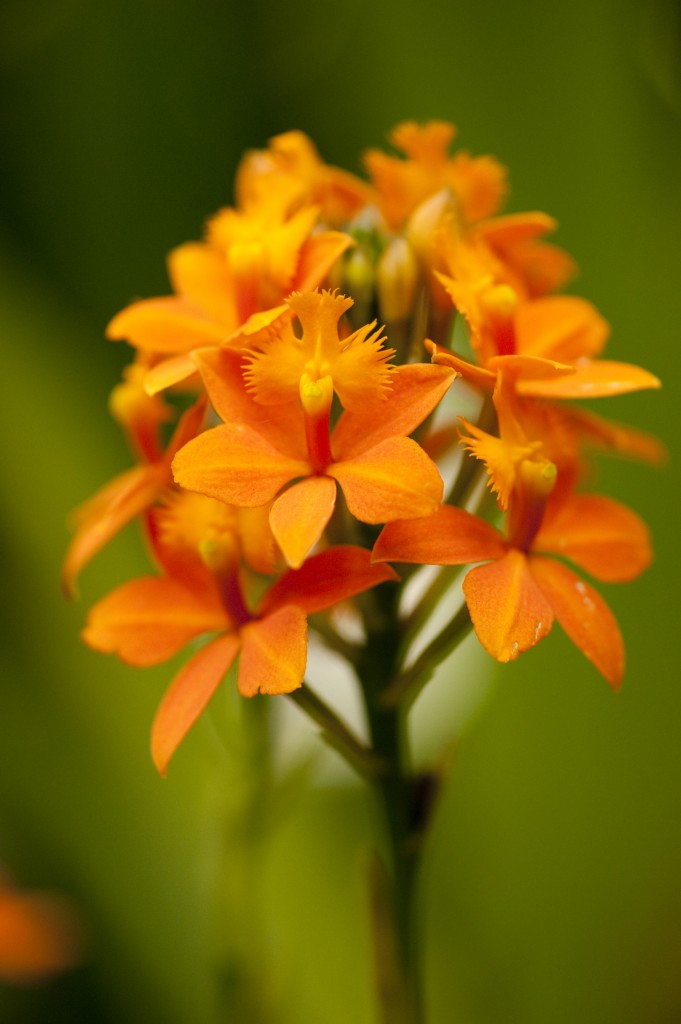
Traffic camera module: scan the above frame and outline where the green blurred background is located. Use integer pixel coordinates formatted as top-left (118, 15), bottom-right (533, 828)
top-left (1, 0), bottom-right (680, 1020)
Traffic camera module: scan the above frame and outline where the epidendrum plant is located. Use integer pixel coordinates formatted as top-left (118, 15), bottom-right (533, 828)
top-left (64, 122), bottom-right (661, 1023)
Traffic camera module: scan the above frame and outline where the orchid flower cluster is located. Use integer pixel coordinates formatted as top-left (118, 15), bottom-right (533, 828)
top-left (65, 121), bottom-right (660, 781)
top-left (64, 122), bottom-right (661, 1019)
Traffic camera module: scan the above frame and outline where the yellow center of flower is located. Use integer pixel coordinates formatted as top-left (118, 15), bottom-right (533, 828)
top-left (243, 289), bottom-right (395, 412)
top-left (157, 492), bottom-right (241, 572)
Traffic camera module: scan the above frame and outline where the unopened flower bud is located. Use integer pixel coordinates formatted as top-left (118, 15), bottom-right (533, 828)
top-left (377, 237), bottom-right (420, 325)
top-left (342, 246), bottom-right (376, 325)
top-left (406, 188), bottom-right (456, 261)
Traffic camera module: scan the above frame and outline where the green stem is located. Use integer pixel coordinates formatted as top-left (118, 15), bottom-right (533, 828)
top-left (356, 584), bottom-right (425, 1024)
top-left (309, 612), bottom-right (362, 663)
top-left (399, 564), bottom-right (460, 654)
top-left (288, 683), bottom-right (382, 781)
top-left (384, 602), bottom-right (473, 709)
top-left (365, 700), bottom-right (423, 1024)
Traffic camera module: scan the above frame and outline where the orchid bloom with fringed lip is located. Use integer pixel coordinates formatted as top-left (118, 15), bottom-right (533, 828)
top-left (364, 121), bottom-right (508, 232)
top-left (172, 290), bottom-right (456, 569)
top-left (373, 373), bottom-right (653, 685)
top-left (83, 490), bottom-right (397, 775)
top-left (472, 211), bottom-right (576, 298)
top-left (235, 129), bottom-right (372, 228)
top-left (106, 189), bottom-right (353, 396)
top-left (431, 229), bottom-right (661, 401)
top-left (62, 373), bottom-right (207, 596)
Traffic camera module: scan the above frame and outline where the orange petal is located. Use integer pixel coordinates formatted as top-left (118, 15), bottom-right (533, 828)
top-left (167, 242), bottom-right (238, 327)
top-left (268, 204), bottom-right (321, 290)
top-left (172, 423), bottom-right (310, 507)
top-left (514, 296), bottom-right (609, 363)
top-left (270, 476), bottom-right (337, 568)
top-left (262, 545), bottom-right (398, 615)
top-left (331, 436), bottom-right (443, 523)
top-left (193, 347), bottom-right (307, 458)
top-left (151, 632), bottom-right (241, 776)
top-left (556, 405), bottom-right (668, 465)
top-left (529, 556), bottom-right (624, 687)
top-left (476, 210), bottom-right (559, 245)
top-left (534, 494), bottom-right (653, 582)
top-left (166, 395), bottom-right (209, 458)
top-left (475, 214), bottom-right (576, 294)
top-left (426, 341), bottom-right (497, 390)
top-left (237, 606), bottom-right (308, 697)
top-left (62, 464), bottom-right (166, 596)
top-left (144, 354), bottom-right (200, 395)
top-left (518, 359), bottom-right (661, 398)
top-left (228, 303), bottom-right (289, 342)
top-left (373, 504), bottom-right (506, 565)
top-left (332, 363), bottom-right (455, 459)
top-left (237, 505), bottom-right (279, 576)
top-left (82, 576), bottom-right (228, 666)
top-left (295, 230), bottom-right (354, 291)
top-left (486, 353), bottom-right (574, 381)
top-left (463, 550), bottom-right (554, 662)
top-left (106, 297), bottom-right (226, 354)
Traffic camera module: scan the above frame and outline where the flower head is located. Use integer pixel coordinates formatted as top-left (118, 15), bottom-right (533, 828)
top-left (84, 496), bottom-right (397, 774)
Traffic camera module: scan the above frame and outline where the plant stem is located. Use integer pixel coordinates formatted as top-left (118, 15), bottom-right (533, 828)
top-left (356, 583), bottom-right (425, 1024)
top-left (385, 602), bottom-right (473, 709)
top-left (288, 683), bottom-right (382, 781)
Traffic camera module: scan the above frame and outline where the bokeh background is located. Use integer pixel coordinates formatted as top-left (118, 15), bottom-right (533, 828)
top-left (1, 0), bottom-right (680, 1020)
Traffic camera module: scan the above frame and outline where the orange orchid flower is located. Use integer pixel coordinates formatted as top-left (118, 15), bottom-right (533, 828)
top-left (242, 289), bottom-right (395, 410)
top-left (235, 129), bottom-right (372, 227)
top-left (106, 192), bottom-right (353, 395)
top-left (62, 394), bottom-right (206, 596)
top-left (373, 478), bottom-right (652, 687)
top-left (432, 231), bottom-right (660, 400)
top-left (374, 359), bottom-right (653, 685)
top-left (172, 292), bottom-right (455, 567)
top-left (83, 496), bottom-right (396, 774)
top-left (473, 211), bottom-right (576, 297)
top-left (364, 121), bottom-right (508, 231)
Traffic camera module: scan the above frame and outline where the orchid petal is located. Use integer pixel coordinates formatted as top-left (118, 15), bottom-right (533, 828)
top-left (463, 550), bottom-right (554, 662)
top-left (476, 211), bottom-right (559, 244)
top-left (331, 436), bottom-right (443, 523)
top-left (426, 342), bottom-right (496, 390)
top-left (535, 494), bottom-right (653, 582)
top-left (295, 230), bottom-right (354, 292)
top-left (144, 354), bottom-right (199, 395)
top-left (486, 353), bottom-right (574, 380)
top-left (529, 556), bottom-right (624, 688)
top-left (228, 304), bottom-right (289, 341)
top-left (373, 504), bottom-right (506, 566)
top-left (62, 464), bottom-right (166, 596)
top-left (167, 242), bottom-right (239, 327)
top-left (151, 633), bottom-right (241, 776)
top-left (556, 405), bottom-right (667, 465)
top-left (514, 296), bottom-right (609, 363)
top-left (106, 297), bottom-right (225, 354)
top-left (193, 348), bottom-right (307, 458)
top-left (238, 606), bottom-right (308, 696)
top-left (270, 476), bottom-right (337, 568)
top-left (332, 363), bottom-right (455, 459)
top-left (172, 423), bottom-right (310, 507)
top-left (82, 576), bottom-right (228, 666)
top-left (518, 359), bottom-right (661, 398)
top-left (262, 545), bottom-right (398, 616)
